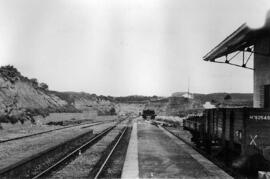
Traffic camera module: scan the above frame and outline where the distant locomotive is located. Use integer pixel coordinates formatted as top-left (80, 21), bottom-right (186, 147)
top-left (183, 108), bottom-right (270, 174)
top-left (142, 109), bottom-right (156, 119)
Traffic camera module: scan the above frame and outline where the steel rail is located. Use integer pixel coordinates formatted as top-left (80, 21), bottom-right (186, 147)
top-left (31, 125), bottom-right (116, 179)
top-left (93, 126), bottom-right (128, 179)
top-left (0, 121), bottom-right (111, 143)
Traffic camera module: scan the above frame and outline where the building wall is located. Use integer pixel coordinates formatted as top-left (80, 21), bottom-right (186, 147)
top-left (254, 36), bottom-right (270, 107)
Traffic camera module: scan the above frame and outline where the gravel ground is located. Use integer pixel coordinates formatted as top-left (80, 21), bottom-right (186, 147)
top-left (50, 120), bottom-right (130, 178)
top-left (0, 120), bottom-right (59, 140)
top-left (0, 122), bottom-right (116, 170)
top-left (0, 114), bottom-right (117, 140)
top-left (98, 122), bottom-right (132, 178)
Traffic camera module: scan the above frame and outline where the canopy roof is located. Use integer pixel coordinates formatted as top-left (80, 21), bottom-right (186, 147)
top-left (203, 24), bottom-right (270, 62)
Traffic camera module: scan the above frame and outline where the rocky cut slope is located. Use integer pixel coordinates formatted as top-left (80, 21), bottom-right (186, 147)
top-left (0, 65), bottom-right (73, 124)
top-left (0, 65), bottom-right (115, 126)
top-left (51, 91), bottom-right (116, 115)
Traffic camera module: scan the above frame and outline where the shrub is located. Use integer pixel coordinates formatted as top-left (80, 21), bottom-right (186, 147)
top-left (0, 115), bottom-right (9, 123)
top-left (224, 94), bottom-right (232, 100)
top-left (110, 107), bottom-right (116, 115)
top-left (30, 78), bottom-right (38, 88)
top-left (39, 83), bottom-right (49, 90)
top-left (0, 65), bottom-right (21, 83)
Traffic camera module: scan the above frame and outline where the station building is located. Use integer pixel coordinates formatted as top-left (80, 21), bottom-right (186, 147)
top-left (203, 12), bottom-right (270, 108)
top-left (198, 13), bottom-right (270, 174)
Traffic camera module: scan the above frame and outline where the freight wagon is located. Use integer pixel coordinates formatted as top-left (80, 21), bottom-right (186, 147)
top-left (183, 115), bottom-right (203, 144)
top-left (183, 108), bottom-right (270, 174)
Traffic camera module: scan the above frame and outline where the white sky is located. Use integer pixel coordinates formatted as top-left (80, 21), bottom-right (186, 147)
top-left (0, 0), bottom-right (269, 96)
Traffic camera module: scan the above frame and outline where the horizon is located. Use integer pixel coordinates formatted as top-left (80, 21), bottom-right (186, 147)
top-left (0, 1), bottom-right (269, 96)
top-left (1, 63), bottom-right (254, 97)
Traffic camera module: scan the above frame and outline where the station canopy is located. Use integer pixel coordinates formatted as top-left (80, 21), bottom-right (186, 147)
top-left (203, 23), bottom-right (270, 70)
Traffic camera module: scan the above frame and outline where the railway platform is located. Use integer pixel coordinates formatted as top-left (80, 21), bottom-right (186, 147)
top-left (122, 119), bottom-right (232, 179)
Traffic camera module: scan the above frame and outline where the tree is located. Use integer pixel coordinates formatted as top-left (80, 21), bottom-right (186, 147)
top-left (40, 83), bottom-right (49, 90)
top-left (110, 107), bottom-right (116, 115)
top-left (30, 78), bottom-right (38, 88)
top-left (0, 65), bottom-right (21, 83)
top-left (224, 94), bottom-right (232, 100)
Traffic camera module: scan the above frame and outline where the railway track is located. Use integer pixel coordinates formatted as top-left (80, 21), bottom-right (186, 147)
top-left (31, 125), bottom-right (117, 179)
top-left (0, 119), bottom-right (127, 179)
top-left (0, 120), bottom-right (112, 144)
top-left (47, 119), bottom-right (132, 179)
top-left (91, 125), bottom-right (130, 179)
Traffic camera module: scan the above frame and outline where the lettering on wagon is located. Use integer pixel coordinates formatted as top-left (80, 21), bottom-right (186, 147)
top-left (235, 130), bottom-right (242, 139)
top-left (249, 115), bottom-right (270, 121)
top-left (249, 135), bottom-right (257, 146)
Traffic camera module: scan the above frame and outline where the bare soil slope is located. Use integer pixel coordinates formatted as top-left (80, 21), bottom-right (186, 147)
top-left (0, 66), bottom-right (115, 126)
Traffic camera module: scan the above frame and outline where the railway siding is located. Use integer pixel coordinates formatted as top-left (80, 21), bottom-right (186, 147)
top-left (0, 129), bottom-right (95, 178)
top-left (50, 120), bottom-right (131, 178)
top-left (92, 121), bottom-right (132, 178)
top-left (0, 121), bottom-right (104, 144)
top-left (0, 122), bottom-right (114, 170)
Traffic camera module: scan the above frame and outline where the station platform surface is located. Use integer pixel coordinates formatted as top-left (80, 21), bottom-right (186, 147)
top-left (122, 119), bottom-right (232, 179)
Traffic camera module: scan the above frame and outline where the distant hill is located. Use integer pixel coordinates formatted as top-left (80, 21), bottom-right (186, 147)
top-left (114, 95), bottom-right (160, 103)
top-left (114, 92), bottom-right (253, 116)
top-left (192, 93), bottom-right (253, 107)
top-left (145, 92), bottom-right (253, 116)
top-left (171, 92), bottom-right (187, 97)
top-left (193, 93), bottom-right (252, 101)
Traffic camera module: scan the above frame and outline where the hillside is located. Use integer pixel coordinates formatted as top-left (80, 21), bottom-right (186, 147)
top-left (51, 91), bottom-right (115, 115)
top-left (114, 95), bottom-right (159, 103)
top-left (0, 65), bottom-right (254, 126)
top-left (0, 65), bottom-right (115, 126)
top-left (112, 92), bottom-right (253, 116)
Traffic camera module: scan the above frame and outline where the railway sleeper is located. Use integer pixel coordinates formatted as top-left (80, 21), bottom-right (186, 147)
top-left (89, 126), bottom-right (130, 178)
top-left (0, 127), bottom-right (117, 179)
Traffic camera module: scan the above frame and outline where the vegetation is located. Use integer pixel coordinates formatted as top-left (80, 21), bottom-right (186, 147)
top-left (46, 118), bottom-right (92, 126)
top-left (0, 105), bottom-right (81, 128)
top-left (0, 65), bottom-right (21, 83)
top-left (115, 95), bottom-right (162, 103)
top-left (97, 106), bottom-right (117, 116)
top-left (224, 94), bottom-right (232, 100)
top-left (51, 91), bottom-right (98, 105)
top-left (39, 83), bottom-right (49, 90)
top-left (193, 93), bottom-right (252, 106)
top-left (30, 78), bottom-right (38, 88)
top-left (110, 107), bottom-right (116, 115)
